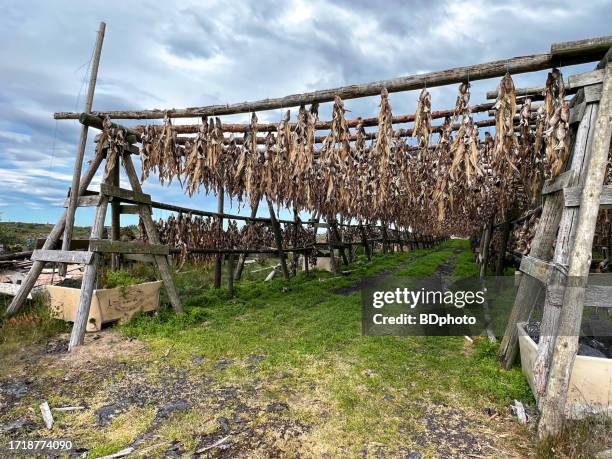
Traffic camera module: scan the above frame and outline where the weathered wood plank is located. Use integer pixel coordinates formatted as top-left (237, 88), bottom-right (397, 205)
top-left (119, 205), bottom-right (140, 214)
top-left (584, 83), bottom-right (603, 103)
top-left (519, 255), bottom-right (553, 284)
top-left (63, 195), bottom-right (101, 208)
top-left (89, 239), bottom-right (169, 255)
top-left (568, 68), bottom-right (605, 87)
top-left (547, 284), bottom-right (612, 308)
top-left (541, 170), bottom-right (575, 195)
top-left (122, 253), bottom-right (155, 263)
top-left (551, 36), bottom-right (612, 57)
top-left (54, 37), bottom-right (612, 120)
top-left (564, 185), bottom-right (612, 207)
top-left (31, 249), bottom-right (93, 265)
top-left (100, 183), bottom-right (151, 204)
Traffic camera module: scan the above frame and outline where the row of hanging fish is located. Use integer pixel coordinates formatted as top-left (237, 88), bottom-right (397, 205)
top-left (104, 69), bottom-right (574, 237)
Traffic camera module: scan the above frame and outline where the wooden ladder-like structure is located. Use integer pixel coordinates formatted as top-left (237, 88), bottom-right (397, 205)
top-left (499, 57), bottom-right (612, 434)
top-left (4, 147), bottom-right (183, 351)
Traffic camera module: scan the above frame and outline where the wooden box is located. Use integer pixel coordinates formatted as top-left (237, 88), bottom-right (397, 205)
top-left (46, 281), bottom-right (162, 332)
top-left (517, 322), bottom-right (612, 419)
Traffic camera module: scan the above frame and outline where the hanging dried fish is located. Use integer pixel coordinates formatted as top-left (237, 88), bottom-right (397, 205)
top-left (543, 68), bottom-right (568, 178)
top-left (413, 88), bottom-right (432, 147)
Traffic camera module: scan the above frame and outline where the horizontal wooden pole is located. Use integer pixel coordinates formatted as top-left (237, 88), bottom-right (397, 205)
top-left (141, 100), bottom-right (503, 134)
top-left (63, 195), bottom-right (101, 208)
top-left (54, 36), bottom-right (612, 120)
top-left (31, 249), bottom-right (93, 265)
top-left (100, 184), bottom-right (151, 204)
top-left (175, 113), bottom-right (534, 146)
top-left (89, 239), bottom-right (169, 255)
top-left (548, 284), bottom-right (612, 308)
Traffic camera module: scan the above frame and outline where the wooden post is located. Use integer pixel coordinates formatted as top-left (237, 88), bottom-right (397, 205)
top-left (111, 155), bottom-right (121, 270)
top-left (359, 222), bottom-right (371, 261)
top-left (480, 217), bottom-right (494, 279)
top-left (227, 253), bottom-right (235, 296)
top-left (4, 151), bottom-right (105, 317)
top-left (326, 224), bottom-right (339, 274)
top-left (60, 22), bottom-right (106, 277)
top-left (267, 198), bottom-right (290, 280)
top-left (234, 196), bottom-right (260, 281)
top-left (122, 154), bottom-right (183, 314)
top-left (495, 213), bottom-right (512, 276)
top-left (331, 220), bottom-right (349, 265)
top-left (68, 183), bottom-right (109, 351)
top-left (291, 206), bottom-right (299, 275)
top-left (498, 86), bottom-right (594, 368)
top-left (533, 100), bottom-right (600, 398)
top-left (538, 62), bottom-right (612, 440)
top-left (214, 186), bottom-right (224, 288)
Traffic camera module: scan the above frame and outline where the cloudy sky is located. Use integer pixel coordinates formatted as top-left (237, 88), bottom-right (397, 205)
top-left (0, 0), bottom-right (610, 226)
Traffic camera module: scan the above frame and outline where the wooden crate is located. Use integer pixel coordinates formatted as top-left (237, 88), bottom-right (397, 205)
top-left (46, 281), bottom-right (162, 332)
top-left (517, 322), bottom-right (612, 419)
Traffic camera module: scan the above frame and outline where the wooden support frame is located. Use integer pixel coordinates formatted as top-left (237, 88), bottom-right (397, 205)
top-left (31, 250), bottom-right (93, 265)
top-left (214, 186), bottom-right (224, 289)
top-left (538, 61), bottom-right (612, 440)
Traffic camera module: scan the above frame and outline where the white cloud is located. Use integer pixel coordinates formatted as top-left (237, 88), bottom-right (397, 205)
top-left (0, 0), bottom-right (609, 223)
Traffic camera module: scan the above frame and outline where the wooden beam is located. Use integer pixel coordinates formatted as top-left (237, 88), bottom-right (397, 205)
top-left (551, 36), bottom-right (612, 57)
top-left (119, 204), bottom-right (140, 214)
top-left (63, 195), bottom-right (101, 208)
top-left (100, 183), bottom-right (151, 204)
top-left (541, 170), bottom-right (575, 195)
top-left (547, 284), bottom-right (612, 309)
top-left (89, 239), bottom-right (169, 255)
top-left (564, 184), bottom-right (612, 207)
top-left (519, 255), bottom-right (554, 284)
top-left (144, 100), bottom-right (503, 134)
top-left (122, 253), bottom-right (155, 263)
top-left (584, 83), bottom-right (603, 103)
top-left (268, 197), bottom-right (290, 280)
top-left (54, 36), bottom-right (612, 120)
top-left (31, 250), bottom-right (93, 265)
top-left (79, 113), bottom-right (141, 143)
top-left (214, 186), bottom-right (224, 289)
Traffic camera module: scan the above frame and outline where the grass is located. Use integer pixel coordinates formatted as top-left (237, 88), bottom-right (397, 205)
top-left (116, 239), bottom-right (532, 455)
top-left (0, 239), bottom-right (538, 457)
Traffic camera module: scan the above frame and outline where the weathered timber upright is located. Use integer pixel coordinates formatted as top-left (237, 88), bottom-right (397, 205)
top-left (538, 61), bottom-right (612, 439)
top-left (60, 22), bottom-right (106, 277)
top-left (214, 186), bottom-right (224, 289)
